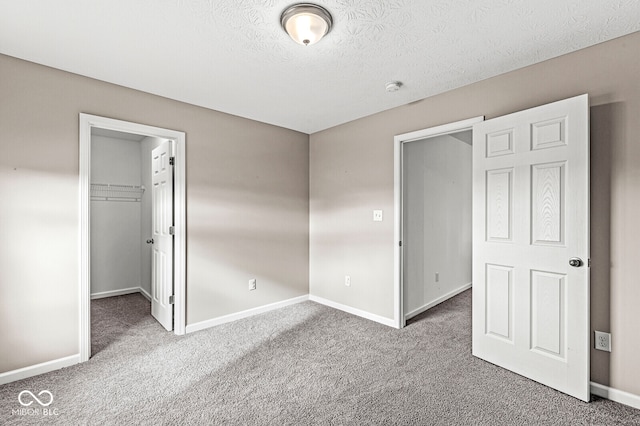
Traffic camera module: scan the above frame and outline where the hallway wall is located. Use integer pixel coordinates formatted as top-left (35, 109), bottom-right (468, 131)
top-left (402, 134), bottom-right (472, 318)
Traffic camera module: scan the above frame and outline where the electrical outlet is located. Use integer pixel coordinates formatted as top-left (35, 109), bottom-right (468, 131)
top-left (249, 279), bottom-right (256, 291)
top-left (594, 331), bottom-right (611, 352)
top-left (345, 275), bottom-right (351, 287)
top-left (373, 210), bottom-right (383, 222)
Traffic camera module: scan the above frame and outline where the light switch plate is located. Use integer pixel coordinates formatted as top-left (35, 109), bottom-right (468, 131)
top-left (373, 210), bottom-right (383, 222)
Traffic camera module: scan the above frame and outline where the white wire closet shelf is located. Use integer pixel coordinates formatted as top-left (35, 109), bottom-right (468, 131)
top-left (90, 183), bottom-right (145, 202)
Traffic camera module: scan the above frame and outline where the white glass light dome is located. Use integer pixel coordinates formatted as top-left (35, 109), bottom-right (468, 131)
top-left (281, 4), bottom-right (333, 46)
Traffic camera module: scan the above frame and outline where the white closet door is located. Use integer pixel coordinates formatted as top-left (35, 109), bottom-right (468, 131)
top-left (151, 140), bottom-right (174, 331)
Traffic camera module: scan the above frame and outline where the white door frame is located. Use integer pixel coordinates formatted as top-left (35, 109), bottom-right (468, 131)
top-left (79, 113), bottom-right (187, 362)
top-left (393, 116), bottom-right (484, 329)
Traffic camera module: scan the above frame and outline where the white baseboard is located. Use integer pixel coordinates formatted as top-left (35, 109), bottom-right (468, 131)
top-left (91, 287), bottom-right (151, 300)
top-left (405, 282), bottom-right (472, 320)
top-left (139, 287), bottom-right (151, 301)
top-left (309, 295), bottom-right (396, 328)
top-left (0, 354), bottom-right (80, 385)
top-left (186, 295), bottom-right (309, 334)
top-left (591, 382), bottom-right (640, 410)
top-left (91, 287), bottom-right (141, 299)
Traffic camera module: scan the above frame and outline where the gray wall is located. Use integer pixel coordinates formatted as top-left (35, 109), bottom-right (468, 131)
top-left (90, 135), bottom-right (142, 296)
top-left (309, 32), bottom-right (640, 396)
top-left (0, 53), bottom-right (309, 373)
top-left (402, 134), bottom-right (472, 318)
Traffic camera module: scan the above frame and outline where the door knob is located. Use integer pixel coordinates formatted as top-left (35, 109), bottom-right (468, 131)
top-left (569, 257), bottom-right (583, 267)
top-left (146, 239), bottom-right (154, 244)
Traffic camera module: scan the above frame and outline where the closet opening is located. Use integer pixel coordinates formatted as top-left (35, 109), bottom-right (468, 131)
top-left (89, 128), bottom-right (152, 302)
top-left (79, 114), bottom-right (186, 362)
top-left (89, 129), bottom-right (164, 355)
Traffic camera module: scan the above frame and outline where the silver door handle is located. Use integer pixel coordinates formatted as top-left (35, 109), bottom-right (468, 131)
top-left (569, 257), bottom-right (583, 267)
top-left (146, 239), bottom-right (154, 244)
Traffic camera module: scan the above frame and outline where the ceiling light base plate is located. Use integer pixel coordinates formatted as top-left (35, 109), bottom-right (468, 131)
top-left (386, 81), bottom-right (403, 92)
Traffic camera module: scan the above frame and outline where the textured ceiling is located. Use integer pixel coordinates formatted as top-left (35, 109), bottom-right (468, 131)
top-left (1, 1), bottom-right (639, 133)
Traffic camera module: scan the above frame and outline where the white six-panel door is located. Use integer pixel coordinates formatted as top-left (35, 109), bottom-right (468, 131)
top-left (151, 140), bottom-right (174, 331)
top-left (472, 94), bottom-right (590, 401)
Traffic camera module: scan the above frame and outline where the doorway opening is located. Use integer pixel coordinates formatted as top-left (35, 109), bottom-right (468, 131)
top-left (393, 96), bottom-right (589, 401)
top-left (79, 114), bottom-right (186, 363)
top-left (393, 117), bottom-right (483, 328)
top-left (89, 128), bottom-right (152, 301)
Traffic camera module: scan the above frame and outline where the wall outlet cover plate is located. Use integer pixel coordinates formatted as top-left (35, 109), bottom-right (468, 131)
top-left (594, 331), bottom-right (611, 352)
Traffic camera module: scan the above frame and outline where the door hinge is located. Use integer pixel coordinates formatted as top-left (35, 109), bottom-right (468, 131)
top-left (169, 226), bottom-right (175, 235)
top-left (169, 156), bottom-right (175, 166)
top-left (399, 241), bottom-right (402, 247)
top-left (588, 258), bottom-right (591, 267)
top-left (169, 295), bottom-right (175, 304)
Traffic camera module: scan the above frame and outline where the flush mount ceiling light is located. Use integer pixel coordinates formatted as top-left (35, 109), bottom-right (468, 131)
top-left (281, 3), bottom-right (333, 46)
